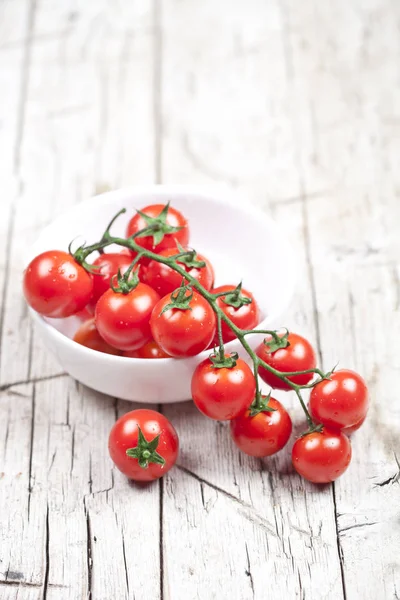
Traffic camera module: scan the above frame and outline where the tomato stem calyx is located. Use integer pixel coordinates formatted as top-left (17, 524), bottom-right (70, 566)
top-left (262, 329), bottom-right (290, 353)
top-left (135, 202), bottom-right (183, 246)
top-left (160, 281), bottom-right (193, 314)
top-left (249, 392), bottom-right (276, 417)
top-left (209, 351), bottom-right (238, 369)
top-left (219, 282), bottom-right (252, 309)
top-left (172, 241), bottom-right (206, 269)
top-left (126, 427), bottom-right (166, 469)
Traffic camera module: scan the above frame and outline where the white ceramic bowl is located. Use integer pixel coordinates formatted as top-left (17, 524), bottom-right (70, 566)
top-left (26, 185), bottom-right (295, 403)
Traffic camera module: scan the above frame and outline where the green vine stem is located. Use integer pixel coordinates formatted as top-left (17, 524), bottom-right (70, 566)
top-left (73, 208), bottom-right (333, 431)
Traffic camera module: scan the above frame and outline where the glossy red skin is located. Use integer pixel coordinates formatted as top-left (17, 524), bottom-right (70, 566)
top-left (95, 283), bottom-right (160, 351)
top-left (73, 318), bottom-right (122, 355)
top-left (191, 357), bottom-right (256, 420)
top-left (257, 333), bottom-right (317, 391)
top-left (109, 409), bottom-right (179, 482)
top-left (23, 250), bottom-right (93, 318)
top-left (126, 204), bottom-right (189, 258)
top-left (212, 285), bottom-right (260, 343)
top-left (292, 427), bottom-right (352, 483)
top-left (230, 398), bottom-right (292, 457)
top-left (89, 252), bottom-right (133, 309)
top-left (123, 340), bottom-right (170, 359)
top-left (150, 291), bottom-right (216, 357)
top-left (144, 247), bottom-right (214, 297)
top-left (309, 369), bottom-right (369, 430)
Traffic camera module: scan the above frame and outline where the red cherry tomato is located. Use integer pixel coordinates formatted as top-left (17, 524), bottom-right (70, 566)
top-left (191, 356), bottom-right (256, 420)
top-left (256, 333), bottom-right (317, 391)
top-left (95, 283), bottom-right (160, 351)
top-left (292, 427), bottom-right (352, 483)
top-left (212, 285), bottom-right (260, 343)
top-left (150, 290), bottom-right (216, 357)
top-left (309, 369), bottom-right (369, 431)
top-left (144, 247), bottom-right (214, 297)
top-left (23, 250), bottom-right (93, 318)
top-left (73, 318), bottom-right (122, 355)
top-left (109, 409), bottom-right (179, 482)
top-left (123, 340), bottom-right (170, 359)
top-left (126, 204), bottom-right (189, 258)
top-left (230, 398), bottom-right (292, 457)
top-left (89, 252), bottom-right (133, 309)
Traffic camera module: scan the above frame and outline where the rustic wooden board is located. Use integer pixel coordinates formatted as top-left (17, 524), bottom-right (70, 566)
top-left (0, 0), bottom-right (399, 598)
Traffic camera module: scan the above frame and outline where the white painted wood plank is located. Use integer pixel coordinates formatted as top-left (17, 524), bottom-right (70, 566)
top-left (0, 0), bottom-right (157, 386)
top-left (160, 2), bottom-right (344, 598)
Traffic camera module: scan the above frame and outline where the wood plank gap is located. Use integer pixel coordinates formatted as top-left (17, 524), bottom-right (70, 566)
top-left (332, 484), bottom-right (347, 600)
top-left (0, 372), bottom-right (68, 393)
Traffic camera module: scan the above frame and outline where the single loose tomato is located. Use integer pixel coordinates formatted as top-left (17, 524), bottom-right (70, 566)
top-left (23, 250), bottom-right (93, 318)
top-left (89, 252), bottom-right (133, 309)
top-left (191, 355), bottom-right (256, 420)
top-left (126, 204), bottom-right (189, 259)
top-left (230, 397), bottom-right (292, 457)
top-left (150, 289), bottom-right (216, 357)
top-left (212, 284), bottom-right (260, 343)
top-left (144, 247), bottom-right (214, 297)
top-left (256, 332), bottom-right (317, 391)
top-left (309, 369), bottom-right (369, 431)
top-left (95, 283), bottom-right (160, 351)
top-left (292, 427), bottom-right (352, 483)
top-left (109, 409), bottom-right (179, 482)
top-left (123, 340), bottom-right (170, 359)
top-left (73, 318), bottom-right (122, 355)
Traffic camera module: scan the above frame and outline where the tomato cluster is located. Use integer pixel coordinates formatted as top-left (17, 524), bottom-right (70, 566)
top-left (23, 202), bottom-right (369, 484)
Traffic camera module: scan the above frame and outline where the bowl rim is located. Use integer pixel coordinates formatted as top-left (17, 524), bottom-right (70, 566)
top-left (27, 184), bottom-right (297, 364)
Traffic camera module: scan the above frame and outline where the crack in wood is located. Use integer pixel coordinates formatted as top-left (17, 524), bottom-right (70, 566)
top-left (43, 503), bottom-right (50, 600)
top-left (27, 384), bottom-right (36, 521)
top-left (176, 465), bottom-right (277, 537)
top-left (374, 453), bottom-right (400, 487)
top-left (244, 543), bottom-right (255, 598)
top-left (0, 373), bottom-right (67, 393)
top-left (85, 502), bottom-right (93, 600)
top-left (339, 521), bottom-right (379, 534)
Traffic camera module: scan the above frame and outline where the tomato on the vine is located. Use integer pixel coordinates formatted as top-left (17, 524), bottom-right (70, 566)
top-left (109, 409), bottom-right (179, 482)
top-left (73, 318), bottom-right (122, 355)
top-left (292, 427), bottom-right (352, 483)
top-left (89, 252), bottom-right (133, 309)
top-left (230, 397), bottom-right (292, 457)
top-left (256, 332), bottom-right (316, 391)
top-left (191, 355), bottom-right (256, 420)
top-left (309, 369), bottom-right (368, 431)
top-left (150, 288), bottom-right (216, 357)
top-left (126, 204), bottom-right (189, 259)
top-left (23, 250), bottom-right (93, 318)
top-left (95, 283), bottom-right (160, 351)
top-left (144, 246), bottom-right (214, 297)
top-left (212, 284), bottom-right (260, 343)
top-left (123, 340), bottom-right (170, 359)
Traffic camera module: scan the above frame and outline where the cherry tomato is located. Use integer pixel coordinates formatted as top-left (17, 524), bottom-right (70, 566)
top-left (95, 283), bottom-right (160, 351)
top-left (73, 318), bottom-right (122, 355)
top-left (256, 333), bottom-right (317, 391)
top-left (144, 247), bottom-right (214, 297)
top-left (126, 204), bottom-right (189, 258)
top-left (23, 250), bottom-right (93, 318)
top-left (230, 398), bottom-right (292, 457)
top-left (89, 252), bottom-right (133, 309)
top-left (122, 340), bottom-right (170, 359)
top-left (212, 285), bottom-right (260, 343)
top-left (292, 427), bottom-right (352, 483)
top-left (191, 356), bottom-right (256, 420)
top-left (109, 409), bottom-right (179, 482)
top-left (150, 290), bottom-right (216, 357)
top-left (309, 369), bottom-right (369, 431)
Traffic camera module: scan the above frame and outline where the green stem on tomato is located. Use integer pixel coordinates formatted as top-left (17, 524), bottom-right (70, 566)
top-left (76, 212), bottom-right (329, 427)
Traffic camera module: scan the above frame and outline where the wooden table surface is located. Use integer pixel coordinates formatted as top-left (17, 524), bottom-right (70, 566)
top-left (1, 1), bottom-right (399, 599)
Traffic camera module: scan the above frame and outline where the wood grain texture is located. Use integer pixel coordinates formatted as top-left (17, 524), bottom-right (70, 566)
top-left (0, 0), bottom-right (399, 598)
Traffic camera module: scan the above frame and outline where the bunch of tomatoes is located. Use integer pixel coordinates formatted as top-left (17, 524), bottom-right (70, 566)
top-left (23, 202), bottom-right (369, 484)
